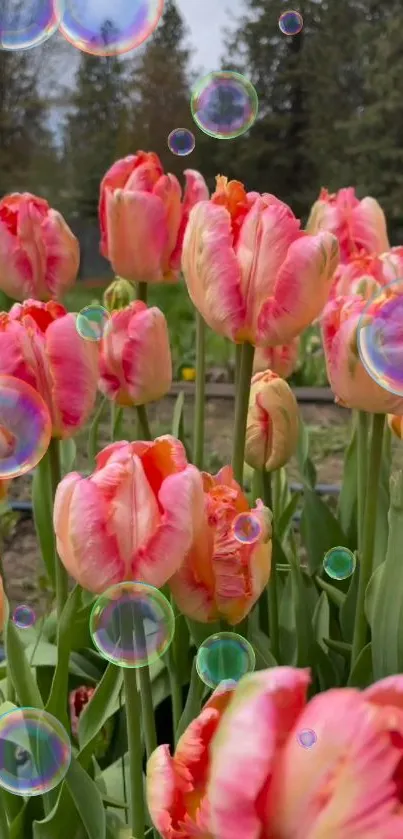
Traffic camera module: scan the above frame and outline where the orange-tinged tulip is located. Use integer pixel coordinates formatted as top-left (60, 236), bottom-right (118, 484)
top-left (388, 413), bottom-right (403, 439)
top-left (169, 466), bottom-right (272, 625)
top-left (99, 152), bottom-right (208, 284)
top-left (245, 370), bottom-right (299, 472)
top-left (331, 251), bottom-right (385, 300)
top-left (99, 301), bottom-right (172, 407)
top-left (182, 176), bottom-right (339, 347)
top-left (253, 337), bottom-right (300, 379)
top-left (322, 294), bottom-right (403, 414)
top-left (0, 192), bottom-right (79, 301)
top-left (0, 300), bottom-right (99, 438)
top-left (206, 668), bottom-right (403, 839)
top-left (146, 681), bottom-right (235, 839)
top-left (53, 436), bottom-right (203, 594)
top-left (306, 186), bottom-right (390, 264)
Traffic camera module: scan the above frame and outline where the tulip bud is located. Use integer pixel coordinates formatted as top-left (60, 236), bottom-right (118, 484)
top-left (245, 370), bottom-right (299, 472)
top-left (103, 277), bottom-right (135, 313)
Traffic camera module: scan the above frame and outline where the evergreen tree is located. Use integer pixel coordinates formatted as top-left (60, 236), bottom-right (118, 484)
top-left (63, 21), bottom-right (129, 220)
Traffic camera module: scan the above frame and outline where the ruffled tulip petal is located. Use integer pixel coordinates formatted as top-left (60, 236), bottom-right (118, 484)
top-left (54, 473), bottom-right (125, 593)
top-left (105, 189), bottom-right (168, 283)
top-left (208, 667), bottom-right (311, 839)
top-left (364, 675), bottom-right (403, 711)
top-left (257, 232), bottom-right (339, 346)
top-left (171, 170), bottom-right (210, 270)
top-left (182, 202), bottom-right (246, 341)
top-left (147, 745), bottom-right (178, 838)
top-left (267, 688), bottom-right (403, 838)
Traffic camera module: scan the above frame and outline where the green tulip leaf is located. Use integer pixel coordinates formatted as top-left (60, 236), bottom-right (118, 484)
top-left (347, 642), bottom-right (373, 688)
top-left (4, 604), bottom-right (43, 709)
top-left (337, 416), bottom-right (358, 550)
top-left (64, 759), bottom-right (106, 839)
top-left (78, 663), bottom-right (123, 767)
top-left (300, 489), bottom-right (348, 575)
top-left (46, 585), bottom-right (82, 725)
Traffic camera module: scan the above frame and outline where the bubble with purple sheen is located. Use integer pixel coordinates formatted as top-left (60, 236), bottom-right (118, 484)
top-left (59, 0), bottom-right (164, 56)
top-left (357, 280), bottom-right (403, 396)
top-left (191, 70), bottom-right (258, 140)
top-left (297, 728), bottom-right (317, 749)
top-left (232, 512), bottom-right (262, 545)
top-left (13, 605), bottom-right (36, 630)
top-left (278, 10), bottom-right (304, 36)
top-left (0, 0), bottom-right (61, 50)
top-left (0, 708), bottom-right (71, 796)
top-left (168, 128), bottom-right (195, 157)
top-left (0, 376), bottom-right (51, 480)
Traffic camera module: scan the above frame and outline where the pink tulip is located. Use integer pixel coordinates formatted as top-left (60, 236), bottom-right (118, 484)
top-left (306, 187), bottom-right (390, 263)
top-left (182, 176), bottom-right (339, 347)
top-left (331, 252), bottom-right (386, 300)
top-left (253, 337), bottom-right (300, 379)
top-left (99, 152), bottom-right (208, 283)
top-left (169, 466), bottom-right (272, 625)
top-left (0, 193), bottom-right (79, 301)
top-left (0, 300), bottom-right (99, 437)
top-left (99, 301), bottom-right (172, 406)
top-left (245, 370), bottom-right (299, 472)
top-left (205, 668), bottom-right (403, 839)
top-left (54, 436), bottom-right (203, 594)
top-left (321, 293), bottom-right (403, 413)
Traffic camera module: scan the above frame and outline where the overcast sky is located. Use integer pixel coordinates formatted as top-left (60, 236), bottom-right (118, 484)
top-left (175, 0), bottom-right (242, 71)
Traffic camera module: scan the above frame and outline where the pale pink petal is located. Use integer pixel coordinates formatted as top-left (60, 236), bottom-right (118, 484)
top-left (105, 189), bottom-right (168, 283)
top-left (153, 174), bottom-right (182, 273)
top-left (99, 155), bottom-right (138, 256)
top-left (147, 745), bottom-right (177, 839)
top-left (364, 676), bottom-right (403, 711)
top-left (352, 197), bottom-right (390, 255)
top-left (171, 169), bottom-right (209, 270)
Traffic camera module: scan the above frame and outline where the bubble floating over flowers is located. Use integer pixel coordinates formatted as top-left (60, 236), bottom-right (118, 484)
top-left (90, 581), bottom-right (175, 668)
top-left (278, 10), bottom-right (304, 36)
top-left (76, 305), bottom-right (110, 342)
top-left (0, 0), bottom-right (61, 50)
top-left (167, 128), bottom-right (195, 157)
top-left (357, 281), bottom-right (403, 396)
top-left (0, 376), bottom-right (51, 479)
top-left (191, 70), bottom-right (259, 140)
top-left (196, 632), bottom-right (255, 689)
top-left (12, 605), bottom-right (36, 630)
top-left (0, 708), bottom-right (71, 796)
top-left (232, 512), bottom-right (262, 545)
top-left (323, 546), bottom-right (356, 581)
top-left (59, 0), bottom-right (164, 56)
top-left (297, 728), bottom-right (317, 749)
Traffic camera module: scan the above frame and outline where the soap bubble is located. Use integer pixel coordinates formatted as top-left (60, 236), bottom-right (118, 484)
top-left (0, 0), bottom-right (61, 50)
top-left (168, 128), bottom-right (195, 157)
top-left (90, 581), bottom-right (175, 668)
top-left (76, 305), bottom-right (110, 342)
top-left (196, 632), bottom-right (255, 689)
top-left (297, 728), bottom-right (317, 749)
top-left (59, 0), bottom-right (164, 56)
top-left (0, 708), bottom-right (71, 796)
top-left (191, 70), bottom-right (258, 140)
top-left (278, 10), bottom-right (304, 36)
top-left (0, 376), bottom-right (51, 479)
top-left (323, 547), bottom-right (356, 581)
top-left (357, 281), bottom-right (403, 396)
top-left (12, 605), bottom-right (36, 630)
top-left (232, 512), bottom-right (262, 545)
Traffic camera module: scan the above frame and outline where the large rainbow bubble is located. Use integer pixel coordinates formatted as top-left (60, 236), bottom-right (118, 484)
top-left (58, 0), bottom-right (164, 56)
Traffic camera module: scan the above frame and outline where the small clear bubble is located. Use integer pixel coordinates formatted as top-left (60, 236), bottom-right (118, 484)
top-left (196, 632), bottom-right (255, 689)
top-left (297, 728), bottom-right (317, 749)
top-left (168, 128), bottom-right (195, 157)
top-left (0, 708), bottom-right (71, 796)
top-left (357, 280), bottom-right (403, 396)
top-left (191, 70), bottom-right (258, 140)
top-left (232, 512), bottom-right (262, 545)
top-left (76, 305), bottom-right (110, 342)
top-left (323, 547), bottom-right (356, 581)
top-left (278, 10), bottom-right (304, 36)
top-left (12, 605), bottom-right (36, 630)
top-left (0, 376), bottom-right (51, 480)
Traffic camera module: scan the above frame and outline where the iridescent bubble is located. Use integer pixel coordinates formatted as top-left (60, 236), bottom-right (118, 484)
top-left (0, 0), bottom-right (61, 50)
top-left (0, 376), bottom-right (51, 479)
top-left (323, 547), bottom-right (356, 581)
top-left (191, 70), bottom-right (258, 140)
top-left (90, 581), bottom-right (175, 668)
top-left (76, 305), bottom-right (110, 342)
top-left (168, 128), bottom-right (195, 157)
top-left (196, 632), bottom-right (255, 689)
top-left (0, 708), bottom-right (71, 796)
top-left (12, 605), bottom-right (36, 630)
top-left (59, 0), bottom-right (164, 56)
top-left (232, 512), bottom-right (262, 545)
top-left (297, 728), bottom-right (317, 749)
top-left (357, 281), bottom-right (403, 396)
top-left (278, 10), bottom-right (304, 36)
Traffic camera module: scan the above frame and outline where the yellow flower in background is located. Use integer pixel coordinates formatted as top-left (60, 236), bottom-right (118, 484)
top-left (181, 367), bottom-right (196, 382)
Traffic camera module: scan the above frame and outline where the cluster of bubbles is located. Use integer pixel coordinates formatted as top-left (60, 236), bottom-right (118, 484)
top-left (0, 0), bottom-right (164, 55)
top-left (0, 375), bottom-right (51, 480)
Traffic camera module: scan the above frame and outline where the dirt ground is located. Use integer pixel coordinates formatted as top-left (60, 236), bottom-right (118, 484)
top-left (3, 395), bottom-right (403, 617)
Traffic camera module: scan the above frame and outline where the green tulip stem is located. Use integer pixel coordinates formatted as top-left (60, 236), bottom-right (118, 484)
top-left (137, 403), bottom-right (152, 441)
top-left (193, 311), bottom-right (206, 469)
top-left (176, 659), bottom-right (205, 742)
top-left (357, 411), bottom-right (369, 553)
top-left (48, 438), bottom-right (68, 619)
top-left (136, 282), bottom-right (148, 304)
top-left (234, 343), bottom-right (242, 389)
top-left (262, 470), bottom-right (280, 662)
top-left (123, 668), bottom-right (146, 839)
top-left (137, 663), bottom-right (158, 758)
top-left (351, 412), bottom-right (385, 669)
top-left (231, 342), bottom-right (255, 485)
